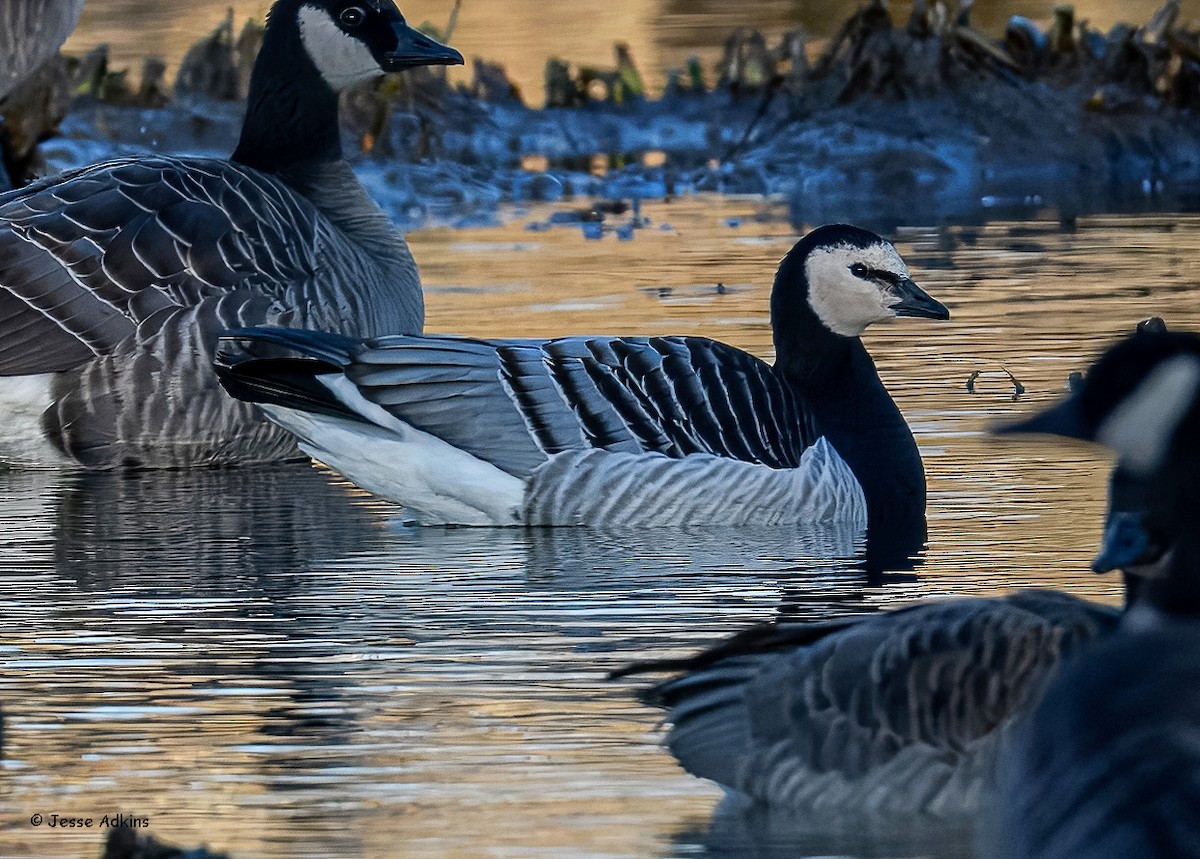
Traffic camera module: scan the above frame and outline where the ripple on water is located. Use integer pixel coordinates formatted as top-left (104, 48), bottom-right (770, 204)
top-left (4, 204), bottom-right (1199, 858)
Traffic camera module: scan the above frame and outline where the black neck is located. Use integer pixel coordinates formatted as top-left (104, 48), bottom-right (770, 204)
top-left (1121, 570), bottom-right (1141, 608)
top-left (771, 265), bottom-right (927, 533)
top-left (1137, 448), bottom-right (1200, 617)
top-left (1141, 540), bottom-right (1200, 618)
top-left (232, 3), bottom-right (344, 171)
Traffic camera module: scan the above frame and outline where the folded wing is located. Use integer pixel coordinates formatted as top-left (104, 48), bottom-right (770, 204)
top-left (216, 329), bottom-right (820, 477)
top-left (0, 156), bottom-right (322, 374)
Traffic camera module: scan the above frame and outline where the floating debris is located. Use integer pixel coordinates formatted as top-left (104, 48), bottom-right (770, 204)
top-left (1003, 367), bottom-right (1027, 399)
top-left (967, 367), bottom-right (1026, 399)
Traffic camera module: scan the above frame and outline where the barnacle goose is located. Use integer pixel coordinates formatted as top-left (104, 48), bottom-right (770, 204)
top-left (0, 0), bottom-right (462, 468)
top-left (0, 0), bottom-right (83, 99)
top-left (610, 456), bottom-right (1160, 819)
top-left (214, 224), bottom-right (949, 527)
top-left (984, 330), bottom-right (1200, 859)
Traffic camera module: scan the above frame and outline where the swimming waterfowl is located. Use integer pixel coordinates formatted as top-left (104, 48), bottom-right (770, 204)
top-left (610, 457), bottom-right (1158, 819)
top-left (985, 330), bottom-right (1200, 859)
top-left (0, 0), bottom-right (462, 468)
top-left (215, 224), bottom-right (949, 527)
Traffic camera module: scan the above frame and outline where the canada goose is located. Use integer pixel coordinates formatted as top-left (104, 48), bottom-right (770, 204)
top-left (0, 0), bottom-right (84, 100)
top-left (984, 330), bottom-right (1200, 859)
top-left (0, 0), bottom-right (462, 468)
top-left (214, 224), bottom-right (949, 527)
top-left (609, 457), bottom-right (1157, 819)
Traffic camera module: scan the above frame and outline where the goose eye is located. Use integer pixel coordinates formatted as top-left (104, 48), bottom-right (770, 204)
top-left (339, 6), bottom-right (367, 27)
top-left (849, 263), bottom-right (868, 278)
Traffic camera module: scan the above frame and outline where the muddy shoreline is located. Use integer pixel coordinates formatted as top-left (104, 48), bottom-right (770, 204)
top-left (11, 0), bottom-right (1200, 230)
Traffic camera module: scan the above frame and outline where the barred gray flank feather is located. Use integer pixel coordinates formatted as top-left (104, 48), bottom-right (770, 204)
top-left (630, 592), bottom-right (1119, 817)
top-left (522, 439), bottom-right (865, 527)
top-left (215, 328), bottom-right (863, 526)
top-left (0, 0), bottom-right (83, 100)
top-left (0, 158), bottom-right (421, 466)
top-left (0, 0), bottom-right (452, 468)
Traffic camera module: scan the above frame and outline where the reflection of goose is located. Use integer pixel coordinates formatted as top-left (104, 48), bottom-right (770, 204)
top-left (615, 464), bottom-right (1159, 819)
top-left (698, 794), bottom-right (975, 859)
top-left (216, 225), bottom-right (949, 527)
top-left (0, 0), bottom-right (83, 99)
top-left (0, 0), bottom-right (462, 469)
top-left (47, 465), bottom-right (390, 586)
top-left (987, 330), bottom-right (1200, 859)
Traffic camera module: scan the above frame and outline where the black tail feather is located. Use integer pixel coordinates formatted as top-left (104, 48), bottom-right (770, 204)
top-left (214, 327), bottom-right (365, 422)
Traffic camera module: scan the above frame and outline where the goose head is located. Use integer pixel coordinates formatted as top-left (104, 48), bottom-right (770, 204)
top-left (288, 0), bottom-right (463, 91)
top-left (1001, 331), bottom-right (1200, 611)
top-left (773, 224), bottom-right (949, 341)
top-left (999, 331), bottom-right (1200, 479)
top-left (1093, 465), bottom-right (1171, 614)
top-left (235, 0), bottom-right (463, 168)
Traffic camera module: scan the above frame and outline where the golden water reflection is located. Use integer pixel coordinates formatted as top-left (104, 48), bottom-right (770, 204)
top-left (3, 200), bottom-right (1200, 858)
top-left (66, 0), bottom-right (1200, 103)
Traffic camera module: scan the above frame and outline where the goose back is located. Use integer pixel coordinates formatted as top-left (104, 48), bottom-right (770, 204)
top-left (628, 591), bottom-right (1118, 817)
top-left (219, 329), bottom-right (821, 477)
top-left (215, 327), bottom-right (866, 525)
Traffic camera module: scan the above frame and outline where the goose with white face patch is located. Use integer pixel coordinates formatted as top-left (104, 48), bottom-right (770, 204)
top-left (214, 224), bottom-right (949, 528)
top-left (0, 0), bottom-right (462, 468)
top-left (612, 460), bottom-right (1167, 821)
top-left (986, 331), bottom-right (1200, 859)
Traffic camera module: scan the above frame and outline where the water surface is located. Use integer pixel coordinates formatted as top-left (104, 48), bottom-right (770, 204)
top-left (3, 201), bottom-right (1200, 858)
top-left (65, 0), bottom-right (1200, 102)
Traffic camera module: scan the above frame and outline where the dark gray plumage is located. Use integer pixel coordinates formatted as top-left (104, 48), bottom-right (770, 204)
top-left (0, 0), bottom-right (461, 468)
top-left (213, 327), bottom-right (863, 526)
top-left (614, 451), bottom-right (1165, 818)
top-left (987, 625), bottom-right (1200, 858)
top-left (618, 590), bottom-right (1119, 818)
top-left (985, 330), bottom-right (1200, 859)
top-left (223, 329), bottom-right (819, 476)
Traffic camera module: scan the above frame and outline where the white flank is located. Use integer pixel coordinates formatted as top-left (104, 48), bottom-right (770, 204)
top-left (805, 242), bottom-right (911, 337)
top-left (1097, 354), bottom-right (1200, 476)
top-left (260, 373), bottom-right (525, 525)
top-left (0, 374), bottom-right (71, 468)
top-left (298, 5), bottom-right (382, 91)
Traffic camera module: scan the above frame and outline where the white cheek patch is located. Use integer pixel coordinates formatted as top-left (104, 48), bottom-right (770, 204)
top-left (804, 243), bottom-right (910, 337)
top-left (1097, 355), bottom-right (1200, 475)
top-left (298, 5), bottom-right (382, 91)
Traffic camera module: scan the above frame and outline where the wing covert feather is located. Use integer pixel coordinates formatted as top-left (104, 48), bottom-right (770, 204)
top-left (0, 156), bottom-right (323, 375)
top-left (313, 333), bottom-right (814, 474)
